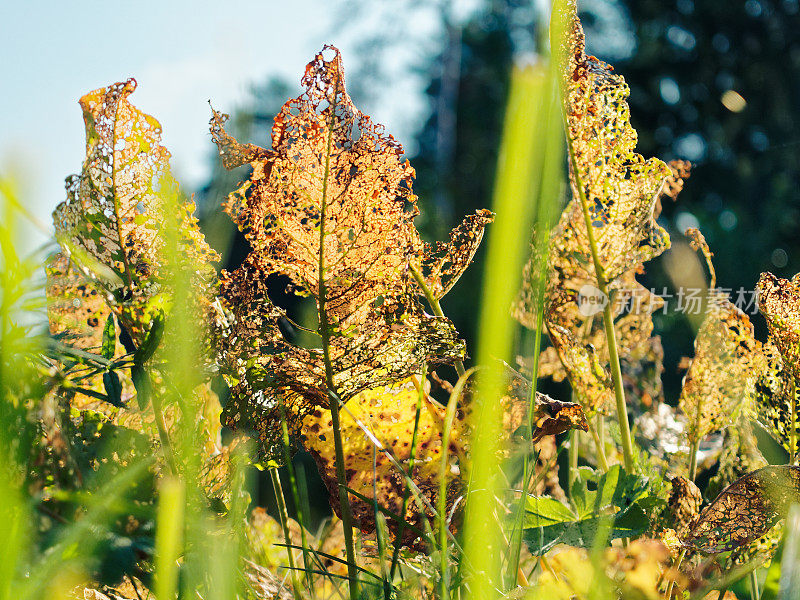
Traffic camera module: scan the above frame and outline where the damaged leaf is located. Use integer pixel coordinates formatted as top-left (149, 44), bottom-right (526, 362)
top-left (684, 466), bottom-right (800, 553)
top-left (302, 375), bottom-right (587, 547)
top-left (514, 1), bottom-right (675, 415)
top-left (53, 78), bottom-right (218, 345)
top-left (753, 273), bottom-right (800, 458)
top-left (678, 292), bottom-right (759, 449)
top-left (211, 47), bottom-right (486, 460)
top-left (46, 252), bottom-right (110, 351)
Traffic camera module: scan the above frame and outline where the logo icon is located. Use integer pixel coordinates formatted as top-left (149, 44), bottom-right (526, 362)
top-left (577, 284), bottom-right (608, 316)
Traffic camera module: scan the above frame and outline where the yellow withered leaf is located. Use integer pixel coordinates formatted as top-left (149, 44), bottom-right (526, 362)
top-left (515, 1), bottom-right (675, 415)
top-left (53, 78), bottom-right (218, 345)
top-left (45, 252), bottom-right (110, 351)
top-left (211, 47), bottom-right (487, 461)
top-left (757, 272), bottom-right (800, 380)
top-left (553, 0), bottom-right (671, 288)
top-left (678, 292), bottom-right (759, 448)
top-left (301, 377), bottom-right (586, 547)
top-left (752, 272), bottom-right (800, 457)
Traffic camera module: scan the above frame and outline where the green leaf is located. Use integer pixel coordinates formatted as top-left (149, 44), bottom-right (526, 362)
top-left (101, 313), bottom-right (116, 360)
top-left (570, 464), bottom-right (649, 519)
top-left (523, 466), bottom-right (651, 555)
top-left (134, 312), bottom-right (164, 365)
top-left (523, 496), bottom-right (577, 528)
top-left (131, 364), bottom-right (151, 411)
top-left (102, 370), bottom-right (123, 407)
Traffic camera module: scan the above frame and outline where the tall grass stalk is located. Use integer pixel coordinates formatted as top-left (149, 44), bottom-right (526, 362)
top-left (154, 477), bottom-right (186, 600)
top-left (463, 56), bottom-right (563, 599)
top-left (504, 54), bottom-right (563, 587)
top-left (280, 410), bottom-right (316, 596)
top-left (270, 468), bottom-right (303, 600)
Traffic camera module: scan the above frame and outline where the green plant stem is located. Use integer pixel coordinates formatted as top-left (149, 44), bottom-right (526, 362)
top-left (317, 73), bottom-right (360, 600)
top-left (270, 468), bottom-right (303, 600)
top-left (279, 411), bottom-right (315, 597)
top-left (597, 414), bottom-right (605, 453)
top-left (665, 548), bottom-right (686, 600)
top-left (439, 368), bottom-right (476, 600)
top-left (506, 301), bottom-right (547, 588)
top-left (568, 429), bottom-right (579, 498)
top-left (688, 436), bottom-right (700, 482)
top-left (150, 393), bottom-right (176, 475)
top-left (749, 569), bottom-right (760, 600)
top-left (587, 419), bottom-right (609, 472)
top-left (409, 263), bottom-right (465, 377)
top-left (564, 123), bottom-right (636, 475)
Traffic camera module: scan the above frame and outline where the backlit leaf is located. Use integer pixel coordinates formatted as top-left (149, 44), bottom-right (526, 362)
top-left (301, 375), bottom-right (586, 546)
top-left (53, 78), bottom-right (218, 345)
top-left (514, 1), bottom-right (675, 415)
top-left (211, 47), bottom-right (481, 461)
top-left (753, 272), bottom-right (800, 458)
top-left (684, 466), bottom-right (800, 553)
top-left (678, 292), bottom-right (759, 448)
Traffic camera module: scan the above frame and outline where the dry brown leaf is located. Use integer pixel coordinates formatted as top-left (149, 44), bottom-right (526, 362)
top-left (211, 47), bottom-right (481, 461)
top-left (53, 78), bottom-right (218, 345)
top-left (668, 476), bottom-right (702, 538)
top-left (684, 466), bottom-right (800, 553)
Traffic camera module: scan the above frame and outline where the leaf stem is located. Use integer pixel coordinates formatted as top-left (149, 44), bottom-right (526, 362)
top-left (587, 419), bottom-right (609, 472)
top-left (749, 569), bottom-right (760, 600)
top-left (150, 392), bottom-right (177, 475)
top-left (665, 547), bottom-right (686, 600)
top-left (564, 124), bottom-right (636, 475)
top-left (568, 428), bottom-right (579, 498)
top-left (317, 75), bottom-right (360, 600)
top-left (279, 409), bottom-right (315, 597)
top-left (409, 263), bottom-right (465, 377)
top-left (269, 468), bottom-right (303, 600)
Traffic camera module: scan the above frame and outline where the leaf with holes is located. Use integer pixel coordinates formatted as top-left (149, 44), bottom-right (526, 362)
top-left (684, 466), bottom-right (800, 553)
top-left (211, 47), bottom-right (490, 461)
top-left (752, 273), bottom-right (800, 458)
top-left (53, 78), bottom-right (218, 345)
top-left (678, 292), bottom-right (759, 449)
top-left (301, 375), bottom-right (586, 548)
top-left (514, 1), bottom-right (677, 415)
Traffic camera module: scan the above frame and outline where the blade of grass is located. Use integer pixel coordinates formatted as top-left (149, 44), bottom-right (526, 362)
top-left (462, 49), bottom-right (565, 600)
top-left (154, 476), bottom-right (186, 600)
top-left (439, 367), bottom-right (478, 600)
top-left (270, 467), bottom-right (303, 600)
top-left (505, 56), bottom-right (563, 587)
top-left (280, 409), bottom-right (316, 597)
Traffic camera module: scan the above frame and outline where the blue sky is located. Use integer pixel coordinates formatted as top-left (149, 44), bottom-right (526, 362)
top-left (0, 0), bottom-right (445, 250)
